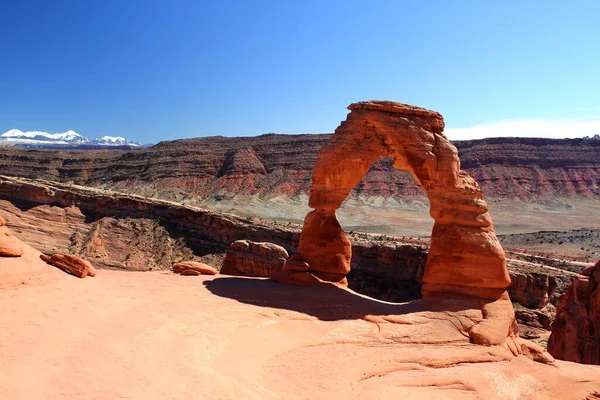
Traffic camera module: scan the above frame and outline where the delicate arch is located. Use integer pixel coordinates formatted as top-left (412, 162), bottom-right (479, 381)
top-left (277, 101), bottom-right (511, 302)
top-left (271, 101), bottom-right (519, 346)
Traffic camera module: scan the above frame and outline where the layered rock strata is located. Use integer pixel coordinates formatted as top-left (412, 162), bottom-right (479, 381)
top-left (274, 101), bottom-right (517, 346)
top-left (0, 133), bottom-right (598, 202)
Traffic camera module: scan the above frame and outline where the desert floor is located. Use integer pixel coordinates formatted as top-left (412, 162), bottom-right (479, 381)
top-left (2, 270), bottom-right (600, 400)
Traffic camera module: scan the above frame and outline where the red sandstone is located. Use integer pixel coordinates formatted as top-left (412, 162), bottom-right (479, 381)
top-left (275, 101), bottom-right (517, 347)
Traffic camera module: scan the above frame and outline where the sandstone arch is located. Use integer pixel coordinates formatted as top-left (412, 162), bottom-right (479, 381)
top-left (273, 100), bottom-right (517, 345)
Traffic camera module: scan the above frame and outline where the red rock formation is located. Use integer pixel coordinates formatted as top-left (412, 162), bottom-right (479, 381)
top-left (0, 216), bottom-right (24, 257)
top-left (0, 218), bottom-right (63, 289)
top-left (221, 240), bottom-right (288, 277)
top-left (276, 101), bottom-right (517, 346)
top-left (548, 259), bottom-right (600, 364)
top-left (40, 253), bottom-right (97, 278)
top-left (173, 261), bottom-right (217, 275)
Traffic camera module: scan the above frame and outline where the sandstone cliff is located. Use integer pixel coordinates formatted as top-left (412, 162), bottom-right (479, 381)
top-left (548, 260), bottom-right (600, 364)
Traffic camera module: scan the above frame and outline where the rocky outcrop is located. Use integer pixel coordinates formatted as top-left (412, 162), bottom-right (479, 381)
top-left (508, 263), bottom-right (577, 309)
top-left (221, 240), bottom-right (288, 278)
top-left (0, 216), bottom-right (23, 257)
top-left (173, 261), bottom-right (217, 275)
top-left (221, 240), bottom-right (288, 277)
top-left (548, 260), bottom-right (600, 364)
top-left (274, 101), bottom-right (516, 347)
top-left (0, 218), bottom-right (63, 289)
top-left (40, 253), bottom-right (97, 278)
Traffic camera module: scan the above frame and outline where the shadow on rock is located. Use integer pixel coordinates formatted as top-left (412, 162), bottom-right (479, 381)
top-left (203, 276), bottom-right (480, 322)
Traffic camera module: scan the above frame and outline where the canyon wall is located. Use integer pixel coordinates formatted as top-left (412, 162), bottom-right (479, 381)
top-left (0, 135), bottom-right (598, 202)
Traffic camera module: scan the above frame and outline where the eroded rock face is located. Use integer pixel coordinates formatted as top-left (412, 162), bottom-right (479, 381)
top-left (221, 240), bottom-right (288, 277)
top-left (279, 101), bottom-right (517, 346)
top-left (548, 260), bottom-right (600, 365)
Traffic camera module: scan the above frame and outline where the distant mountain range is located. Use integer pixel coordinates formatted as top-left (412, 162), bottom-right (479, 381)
top-left (0, 133), bottom-right (598, 201)
top-left (0, 129), bottom-right (148, 149)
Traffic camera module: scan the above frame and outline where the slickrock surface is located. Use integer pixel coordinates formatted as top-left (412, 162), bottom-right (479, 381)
top-left (0, 216), bottom-right (24, 257)
top-left (0, 218), bottom-right (64, 289)
top-left (221, 240), bottom-right (288, 277)
top-left (173, 261), bottom-right (218, 275)
top-left (40, 253), bottom-right (97, 278)
top-left (1, 270), bottom-right (599, 399)
top-left (548, 260), bottom-right (600, 364)
top-left (283, 101), bottom-right (515, 346)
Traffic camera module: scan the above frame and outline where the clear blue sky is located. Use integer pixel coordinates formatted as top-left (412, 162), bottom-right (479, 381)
top-left (1, 0), bottom-right (599, 142)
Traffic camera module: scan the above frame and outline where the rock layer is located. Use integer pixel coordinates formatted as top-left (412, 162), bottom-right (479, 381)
top-left (548, 260), bottom-right (600, 364)
top-left (284, 101), bottom-right (516, 346)
top-left (1, 132), bottom-right (598, 202)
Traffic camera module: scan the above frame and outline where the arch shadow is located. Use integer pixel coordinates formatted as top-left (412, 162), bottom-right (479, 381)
top-left (203, 276), bottom-right (479, 322)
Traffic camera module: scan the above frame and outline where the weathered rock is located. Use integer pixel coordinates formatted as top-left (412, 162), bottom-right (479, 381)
top-left (281, 101), bottom-right (517, 347)
top-left (40, 253), bottom-right (96, 279)
top-left (509, 270), bottom-right (556, 308)
top-left (0, 224), bottom-right (24, 257)
top-left (295, 210), bottom-right (351, 282)
top-left (0, 223), bottom-right (64, 289)
top-left (180, 269), bottom-right (201, 276)
top-left (283, 260), bottom-right (310, 272)
top-left (221, 240), bottom-right (288, 277)
top-left (173, 261), bottom-right (217, 275)
top-left (508, 264), bottom-right (577, 309)
top-left (548, 260), bottom-right (600, 364)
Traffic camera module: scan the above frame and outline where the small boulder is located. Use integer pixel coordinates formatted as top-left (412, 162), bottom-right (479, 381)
top-left (173, 261), bottom-right (217, 275)
top-left (221, 240), bottom-right (288, 277)
top-left (40, 253), bottom-right (96, 279)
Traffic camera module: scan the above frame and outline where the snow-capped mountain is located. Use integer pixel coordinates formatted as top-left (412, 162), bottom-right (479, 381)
top-left (0, 129), bottom-right (145, 149)
top-left (91, 136), bottom-right (140, 147)
top-left (1, 129), bottom-right (89, 145)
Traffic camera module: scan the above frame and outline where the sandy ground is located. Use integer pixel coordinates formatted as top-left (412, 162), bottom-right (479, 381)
top-left (1, 270), bottom-right (600, 400)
